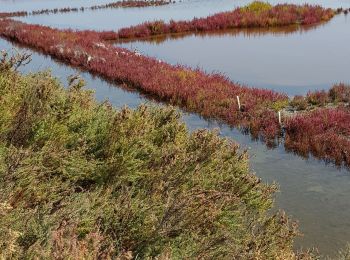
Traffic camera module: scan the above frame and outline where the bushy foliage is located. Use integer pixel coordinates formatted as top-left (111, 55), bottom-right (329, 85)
top-left (241, 1), bottom-right (272, 13)
top-left (290, 84), bottom-right (350, 111)
top-left (0, 54), bottom-right (311, 259)
top-left (117, 2), bottom-right (334, 39)
top-left (306, 90), bottom-right (330, 106)
top-left (329, 83), bottom-right (350, 103)
top-left (290, 95), bottom-right (308, 111)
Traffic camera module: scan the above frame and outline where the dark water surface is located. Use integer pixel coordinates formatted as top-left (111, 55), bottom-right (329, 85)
top-left (1, 0), bottom-right (350, 256)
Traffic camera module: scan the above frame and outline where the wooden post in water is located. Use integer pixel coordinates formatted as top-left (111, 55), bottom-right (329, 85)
top-left (237, 96), bottom-right (241, 111)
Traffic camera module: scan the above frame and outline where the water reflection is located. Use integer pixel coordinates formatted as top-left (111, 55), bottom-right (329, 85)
top-left (117, 23), bottom-right (322, 45)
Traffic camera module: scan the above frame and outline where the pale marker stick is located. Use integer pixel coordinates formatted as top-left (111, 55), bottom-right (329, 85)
top-left (278, 111), bottom-right (282, 125)
top-left (237, 96), bottom-right (241, 111)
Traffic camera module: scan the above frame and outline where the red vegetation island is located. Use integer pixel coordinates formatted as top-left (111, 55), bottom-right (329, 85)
top-left (117, 2), bottom-right (335, 39)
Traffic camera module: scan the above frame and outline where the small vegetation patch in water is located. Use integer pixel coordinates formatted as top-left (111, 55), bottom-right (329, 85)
top-left (117, 1), bottom-right (335, 39)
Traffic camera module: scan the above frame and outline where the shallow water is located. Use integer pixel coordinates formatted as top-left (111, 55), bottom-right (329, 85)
top-left (1, 0), bottom-right (350, 256)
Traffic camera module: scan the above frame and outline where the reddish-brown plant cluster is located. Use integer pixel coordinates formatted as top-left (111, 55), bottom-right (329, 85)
top-left (285, 108), bottom-right (350, 166)
top-left (0, 11), bottom-right (28, 18)
top-left (117, 2), bottom-right (335, 39)
top-left (0, 0), bottom-right (170, 18)
top-left (290, 84), bottom-right (350, 110)
top-left (0, 19), bottom-right (287, 142)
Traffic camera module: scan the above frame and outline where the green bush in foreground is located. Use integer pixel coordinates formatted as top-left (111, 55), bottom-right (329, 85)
top-left (0, 54), bottom-right (311, 259)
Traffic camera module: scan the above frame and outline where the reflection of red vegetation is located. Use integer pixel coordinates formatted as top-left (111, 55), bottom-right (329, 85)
top-left (118, 3), bottom-right (335, 39)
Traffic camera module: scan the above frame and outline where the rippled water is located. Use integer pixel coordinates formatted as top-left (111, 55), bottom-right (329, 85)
top-left (1, 0), bottom-right (350, 256)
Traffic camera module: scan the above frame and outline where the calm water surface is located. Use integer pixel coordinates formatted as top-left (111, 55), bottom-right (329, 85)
top-left (6, 0), bottom-right (350, 31)
top-left (118, 14), bottom-right (350, 95)
top-left (1, 0), bottom-right (350, 256)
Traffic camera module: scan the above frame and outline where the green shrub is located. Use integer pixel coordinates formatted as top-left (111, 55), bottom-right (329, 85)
top-left (0, 53), bottom-right (311, 259)
top-left (270, 99), bottom-right (289, 111)
top-left (241, 1), bottom-right (272, 13)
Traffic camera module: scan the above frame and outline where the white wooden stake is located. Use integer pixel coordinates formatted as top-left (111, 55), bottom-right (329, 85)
top-left (278, 111), bottom-right (282, 126)
top-left (237, 96), bottom-right (241, 111)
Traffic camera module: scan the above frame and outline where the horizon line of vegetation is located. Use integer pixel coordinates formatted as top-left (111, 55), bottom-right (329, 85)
top-left (0, 0), bottom-right (172, 19)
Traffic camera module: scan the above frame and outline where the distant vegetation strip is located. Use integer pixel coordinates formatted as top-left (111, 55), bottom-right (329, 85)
top-left (117, 2), bottom-right (335, 39)
top-left (0, 53), bottom-right (309, 259)
top-left (1, 2), bottom-right (350, 168)
top-left (0, 0), bottom-right (171, 18)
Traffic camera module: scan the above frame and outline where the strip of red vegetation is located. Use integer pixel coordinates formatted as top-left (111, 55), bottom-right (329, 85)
top-left (117, 2), bottom-right (335, 39)
top-left (0, 18), bottom-right (287, 142)
top-left (285, 84), bottom-right (350, 167)
top-left (0, 11), bottom-right (27, 18)
top-left (0, 0), bottom-right (170, 18)
top-left (285, 108), bottom-right (350, 167)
